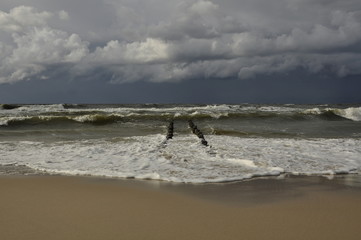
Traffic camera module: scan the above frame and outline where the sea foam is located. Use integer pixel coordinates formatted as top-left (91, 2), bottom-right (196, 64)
top-left (1, 135), bottom-right (360, 183)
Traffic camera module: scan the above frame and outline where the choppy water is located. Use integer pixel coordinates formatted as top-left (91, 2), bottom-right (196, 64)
top-left (1, 103), bottom-right (360, 183)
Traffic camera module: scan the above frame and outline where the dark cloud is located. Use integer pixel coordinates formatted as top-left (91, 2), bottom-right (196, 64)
top-left (0, 0), bottom-right (360, 96)
top-left (2, 69), bottom-right (360, 104)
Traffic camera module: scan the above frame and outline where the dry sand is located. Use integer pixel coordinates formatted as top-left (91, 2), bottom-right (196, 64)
top-left (1, 175), bottom-right (360, 240)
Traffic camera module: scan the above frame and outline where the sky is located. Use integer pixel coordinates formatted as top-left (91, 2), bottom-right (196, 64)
top-left (0, 0), bottom-right (360, 104)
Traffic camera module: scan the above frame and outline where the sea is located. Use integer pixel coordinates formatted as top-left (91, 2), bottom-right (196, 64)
top-left (1, 103), bottom-right (361, 183)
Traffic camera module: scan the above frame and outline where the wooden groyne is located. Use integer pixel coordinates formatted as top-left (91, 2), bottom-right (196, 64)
top-left (166, 120), bottom-right (174, 140)
top-left (188, 120), bottom-right (208, 146)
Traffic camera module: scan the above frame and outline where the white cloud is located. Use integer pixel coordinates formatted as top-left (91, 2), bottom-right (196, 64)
top-left (58, 10), bottom-right (69, 21)
top-left (150, 0), bottom-right (244, 40)
top-left (10, 28), bottom-right (88, 64)
top-left (88, 38), bottom-right (169, 64)
top-left (190, 0), bottom-right (218, 14)
top-left (0, 6), bottom-right (88, 83)
top-left (0, 6), bottom-right (52, 32)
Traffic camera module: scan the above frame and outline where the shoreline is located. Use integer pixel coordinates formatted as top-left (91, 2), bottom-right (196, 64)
top-left (1, 174), bottom-right (361, 240)
top-left (1, 163), bottom-right (361, 204)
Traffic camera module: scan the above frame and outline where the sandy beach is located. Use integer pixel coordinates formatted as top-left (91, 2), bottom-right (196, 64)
top-left (1, 175), bottom-right (361, 240)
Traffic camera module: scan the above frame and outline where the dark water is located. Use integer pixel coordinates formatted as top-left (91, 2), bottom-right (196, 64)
top-left (1, 103), bottom-right (360, 141)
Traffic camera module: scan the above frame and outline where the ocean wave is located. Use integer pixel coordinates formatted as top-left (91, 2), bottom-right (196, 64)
top-left (17, 104), bottom-right (66, 112)
top-left (73, 114), bottom-right (123, 124)
top-left (0, 104), bottom-right (21, 110)
top-left (332, 107), bottom-right (361, 121)
top-left (0, 111), bottom-right (311, 126)
top-left (1, 104), bottom-right (360, 127)
top-left (303, 107), bottom-right (361, 121)
top-left (0, 115), bottom-right (73, 126)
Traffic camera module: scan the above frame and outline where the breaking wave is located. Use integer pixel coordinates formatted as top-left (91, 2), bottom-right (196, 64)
top-left (331, 107), bottom-right (361, 121)
top-left (1, 104), bottom-right (360, 127)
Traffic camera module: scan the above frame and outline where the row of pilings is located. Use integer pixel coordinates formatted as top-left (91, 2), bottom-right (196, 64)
top-left (188, 120), bottom-right (208, 146)
top-left (165, 119), bottom-right (209, 146)
top-left (166, 120), bottom-right (174, 140)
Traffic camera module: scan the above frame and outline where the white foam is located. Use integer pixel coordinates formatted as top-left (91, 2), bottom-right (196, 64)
top-left (17, 104), bottom-right (65, 112)
top-left (227, 158), bottom-right (257, 168)
top-left (303, 108), bottom-right (322, 115)
top-left (258, 106), bottom-right (299, 113)
top-left (1, 135), bottom-right (360, 183)
top-left (0, 116), bottom-right (33, 126)
top-left (333, 107), bottom-right (361, 121)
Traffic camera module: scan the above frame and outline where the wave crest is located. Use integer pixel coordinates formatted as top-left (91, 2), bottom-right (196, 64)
top-left (1, 104), bottom-right (361, 127)
top-left (332, 107), bottom-right (361, 121)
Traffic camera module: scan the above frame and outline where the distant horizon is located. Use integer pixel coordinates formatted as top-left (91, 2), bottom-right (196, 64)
top-left (2, 102), bottom-right (361, 106)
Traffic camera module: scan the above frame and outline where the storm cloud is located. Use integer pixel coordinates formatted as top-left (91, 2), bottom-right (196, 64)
top-left (1, 0), bottom-right (361, 84)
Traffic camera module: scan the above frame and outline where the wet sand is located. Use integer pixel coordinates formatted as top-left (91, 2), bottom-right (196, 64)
top-left (1, 175), bottom-right (361, 240)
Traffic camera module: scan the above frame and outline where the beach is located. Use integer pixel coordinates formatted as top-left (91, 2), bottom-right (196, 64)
top-left (1, 175), bottom-right (361, 240)
top-left (1, 104), bottom-right (360, 239)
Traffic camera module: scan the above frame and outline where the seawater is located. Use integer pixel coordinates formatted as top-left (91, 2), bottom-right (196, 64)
top-left (0, 104), bottom-right (361, 183)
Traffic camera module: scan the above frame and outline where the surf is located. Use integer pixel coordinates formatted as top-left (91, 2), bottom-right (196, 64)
top-left (0, 135), bottom-right (359, 183)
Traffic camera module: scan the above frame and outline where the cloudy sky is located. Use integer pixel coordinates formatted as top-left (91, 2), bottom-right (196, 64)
top-left (0, 0), bottom-right (360, 103)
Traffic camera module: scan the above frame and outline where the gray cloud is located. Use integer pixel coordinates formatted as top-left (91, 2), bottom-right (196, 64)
top-left (0, 0), bottom-right (361, 84)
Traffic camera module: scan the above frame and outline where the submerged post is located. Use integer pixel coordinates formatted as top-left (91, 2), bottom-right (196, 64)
top-left (166, 120), bottom-right (174, 140)
top-left (188, 120), bottom-right (208, 146)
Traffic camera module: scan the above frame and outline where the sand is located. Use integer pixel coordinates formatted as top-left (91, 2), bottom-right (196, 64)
top-left (1, 175), bottom-right (361, 240)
